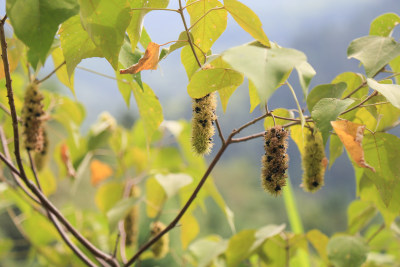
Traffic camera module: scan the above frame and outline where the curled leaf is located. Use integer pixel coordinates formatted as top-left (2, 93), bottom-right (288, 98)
top-left (119, 42), bottom-right (160, 74)
top-left (90, 160), bottom-right (113, 186)
top-left (331, 120), bottom-right (375, 172)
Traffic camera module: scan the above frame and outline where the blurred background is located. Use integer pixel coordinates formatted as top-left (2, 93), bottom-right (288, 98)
top-left (3, 0), bottom-right (400, 252)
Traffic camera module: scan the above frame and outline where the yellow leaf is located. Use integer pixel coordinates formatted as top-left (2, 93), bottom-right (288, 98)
top-left (0, 35), bottom-right (23, 79)
top-left (119, 42), bottom-right (160, 74)
top-left (331, 120), bottom-right (375, 172)
top-left (90, 160), bottom-right (113, 186)
top-left (180, 212), bottom-right (199, 249)
top-left (52, 47), bottom-right (74, 95)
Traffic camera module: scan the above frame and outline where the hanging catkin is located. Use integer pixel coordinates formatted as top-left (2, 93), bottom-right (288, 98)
top-left (191, 92), bottom-right (217, 155)
top-left (150, 221), bottom-right (169, 259)
top-left (301, 131), bottom-right (326, 192)
top-left (34, 129), bottom-right (49, 171)
top-left (22, 81), bottom-right (45, 152)
top-left (124, 184), bottom-right (140, 247)
top-left (261, 126), bottom-right (289, 196)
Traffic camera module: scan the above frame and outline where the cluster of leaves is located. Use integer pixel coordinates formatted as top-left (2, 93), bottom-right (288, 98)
top-left (0, 0), bottom-right (400, 266)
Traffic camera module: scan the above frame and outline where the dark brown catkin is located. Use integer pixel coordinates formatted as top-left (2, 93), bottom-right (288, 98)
top-left (191, 92), bottom-right (217, 155)
top-left (22, 81), bottom-right (45, 151)
top-left (150, 221), bottom-right (169, 259)
top-left (261, 126), bottom-right (289, 196)
top-left (124, 185), bottom-right (140, 247)
top-left (301, 131), bottom-right (326, 192)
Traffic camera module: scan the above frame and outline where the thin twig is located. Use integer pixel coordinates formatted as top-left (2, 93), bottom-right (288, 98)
top-left (231, 131), bottom-right (265, 143)
top-left (187, 7), bottom-right (225, 31)
top-left (37, 61), bottom-right (66, 84)
top-left (77, 65), bottom-right (130, 84)
top-left (113, 233), bottom-right (121, 258)
top-left (131, 7), bottom-right (179, 13)
top-left (215, 118), bottom-right (225, 145)
top-left (178, 0), bottom-right (202, 67)
top-left (342, 81), bottom-right (367, 99)
top-left (0, 102), bottom-right (21, 121)
top-left (234, 113), bottom-right (269, 135)
top-left (340, 91), bottom-right (378, 115)
top-left (182, 0), bottom-right (202, 10)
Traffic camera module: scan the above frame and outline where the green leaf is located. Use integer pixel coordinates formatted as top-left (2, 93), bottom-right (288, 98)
top-left (22, 213), bottom-right (61, 246)
top-left (188, 236), bottom-right (228, 267)
top-left (311, 98), bottom-right (354, 144)
top-left (225, 225), bottom-right (285, 267)
top-left (332, 72), bottom-right (367, 100)
top-left (327, 236), bottom-right (368, 267)
top-left (307, 82), bottom-right (347, 112)
top-left (370, 13), bottom-right (400, 37)
top-left (307, 229), bottom-right (329, 262)
top-left (224, 0), bottom-right (270, 47)
top-left (168, 31), bottom-right (193, 55)
top-left (264, 108), bottom-right (294, 129)
top-left (362, 133), bottom-right (400, 207)
top-left (128, 0), bottom-right (169, 51)
top-left (367, 78), bottom-right (400, 109)
top-left (181, 45), bottom-right (206, 79)
top-left (222, 45), bottom-right (307, 105)
top-left (187, 68), bottom-right (244, 100)
top-left (329, 134), bottom-right (343, 168)
top-left (95, 182), bottom-right (124, 214)
top-left (106, 197), bottom-right (138, 232)
top-left (6, 0), bottom-right (79, 68)
top-left (248, 80), bottom-right (260, 112)
top-left (79, 0), bottom-right (131, 70)
top-left (146, 177), bottom-right (166, 217)
top-left (187, 0), bottom-right (227, 52)
top-left (59, 15), bottom-right (103, 77)
top-left (155, 173), bottom-right (193, 198)
top-left (347, 36), bottom-right (400, 77)
top-left (295, 61), bottom-right (316, 97)
top-left (139, 27), bottom-right (152, 48)
top-left (132, 83), bottom-right (163, 143)
top-left (390, 55), bottom-right (400, 84)
top-left (347, 200), bottom-right (377, 235)
top-left (363, 95), bottom-right (400, 132)
top-left (52, 47), bottom-right (74, 95)
top-left (118, 40), bottom-right (143, 91)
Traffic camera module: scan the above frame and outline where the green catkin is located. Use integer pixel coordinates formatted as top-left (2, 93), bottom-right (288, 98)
top-left (124, 185), bottom-right (140, 247)
top-left (191, 92), bottom-right (217, 155)
top-left (22, 81), bottom-right (45, 151)
top-left (302, 131), bottom-right (326, 192)
top-left (150, 221), bottom-right (169, 259)
top-left (261, 126), bottom-right (289, 196)
top-left (34, 129), bottom-right (49, 171)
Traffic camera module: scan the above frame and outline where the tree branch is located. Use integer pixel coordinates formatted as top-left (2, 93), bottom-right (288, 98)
top-left (340, 91), bottom-right (378, 115)
top-left (215, 118), bottom-right (225, 145)
top-left (37, 60), bottom-right (66, 84)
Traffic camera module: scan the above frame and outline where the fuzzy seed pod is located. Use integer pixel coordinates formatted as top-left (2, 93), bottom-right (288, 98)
top-left (34, 129), bottom-right (49, 171)
top-left (301, 131), bottom-right (326, 192)
top-left (124, 185), bottom-right (140, 247)
top-left (150, 221), bottom-right (169, 259)
top-left (191, 92), bottom-right (217, 155)
top-left (261, 126), bottom-right (289, 196)
top-left (22, 81), bottom-right (45, 151)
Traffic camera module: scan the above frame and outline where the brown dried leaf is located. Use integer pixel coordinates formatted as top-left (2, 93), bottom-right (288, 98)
top-left (331, 120), bottom-right (375, 172)
top-left (119, 42), bottom-right (160, 74)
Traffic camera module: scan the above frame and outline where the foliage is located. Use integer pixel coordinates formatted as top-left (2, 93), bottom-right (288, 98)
top-left (0, 1), bottom-right (399, 267)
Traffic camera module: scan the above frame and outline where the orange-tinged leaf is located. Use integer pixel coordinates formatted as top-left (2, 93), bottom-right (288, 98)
top-left (60, 143), bottom-right (76, 178)
top-left (119, 42), bottom-right (160, 74)
top-left (331, 120), bottom-right (375, 172)
top-left (90, 160), bottom-right (113, 186)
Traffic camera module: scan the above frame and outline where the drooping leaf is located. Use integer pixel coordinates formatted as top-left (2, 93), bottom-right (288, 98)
top-left (311, 98), bottom-right (354, 144)
top-left (187, 68), bottom-right (244, 100)
top-left (6, 0), bottom-right (79, 68)
top-left (180, 212), bottom-right (199, 249)
top-left (52, 47), bottom-right (74, 95)
top-left (79, 0), bottom-right (131, 70)
top-left (329, 134), bottom-right (343, 168)
top-left (95, 182), bottom-right (124, 213)
top-left (0, 35), bottom-right (23, 79)
top-left (390, 55), bottom-right (400, 84)
top-left (139, 27), bottom-right (152, 49)
top-left (59, 15), bottom-right (103, 77)
top-left (367, 78), bottom-right (400, 109)
top-left (362, 133), bottom-right (400, 206)
top-left (222, 45), bottom-right (307, 105)
top-left (188, 236), bottom-right (228, 267)
top-left (347, 36), bottom-right (400, 77)
top-left (331, 120), bottom-right (375, 171)
top-left (127, 0), bottom-right (169, 51)
top-left (106, 196), bottom-right (138, 232)
top-left (347, 200), bottom-right (377, 235)
top-left (90, 159), bottom-right (113, 186)
top-left (224, 0), bottom-right (270, 47)
top-left (181, 45), bottom-right (206, 79)
top-left (248, 80), bottom-right (260, 112)
top-left (145, 176), bottom-right (166, 217)
top-left (120, 42), bottom-right (160, 74)
top-left (295, 61), bottom-right (316, 98)
top-left (307, 229), bottom-right (329, 263)
top-left (168, 31), bottom-right (193, 55)
top-left (187, 0), bottom-right (227, 52)
top-left (327, 236), bottom-right (368, 267)
top-left (369, 13), bottom-right (400, 37)
top-left (307, 82), bottom-right (347, 112)
top-left (154, 173), bottom-right (193, 199)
